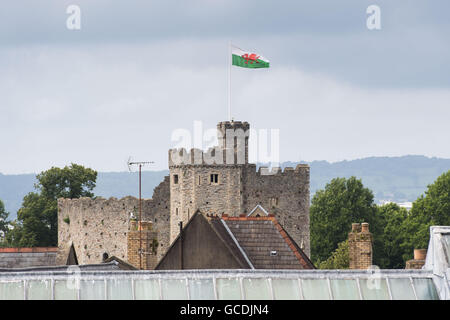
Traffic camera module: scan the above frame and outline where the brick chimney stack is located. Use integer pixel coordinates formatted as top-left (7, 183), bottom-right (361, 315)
top-left (348, 222), bottom-right (373, 269)
top-left (405, 249), bottom-right (427, 269)
top-left (127, 220), bottom-right (158, 270)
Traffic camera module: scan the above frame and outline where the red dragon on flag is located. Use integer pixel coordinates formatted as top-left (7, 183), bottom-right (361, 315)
top-left (241, 53), bottom-right (260, 65)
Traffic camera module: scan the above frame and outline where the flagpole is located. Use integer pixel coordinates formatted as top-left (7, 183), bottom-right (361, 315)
top-left (228, 41), bottom-right (231, 121)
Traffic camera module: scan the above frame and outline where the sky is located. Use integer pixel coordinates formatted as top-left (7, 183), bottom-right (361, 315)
top-left (0, 0), bottom-right (449, 174)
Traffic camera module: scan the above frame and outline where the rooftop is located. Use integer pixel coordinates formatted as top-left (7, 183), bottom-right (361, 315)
top-left (0, 225), bottom-right (448, 300)
top-left (217, 215), bottom-right (314, 269)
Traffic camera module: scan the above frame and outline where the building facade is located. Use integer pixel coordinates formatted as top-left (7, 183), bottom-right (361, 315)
top-left (169, 120), bottom-right (310, 255)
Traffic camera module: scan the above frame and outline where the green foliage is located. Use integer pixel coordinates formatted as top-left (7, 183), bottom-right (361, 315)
top-left (312, 170), bottom-right (450, 269)
top-left (310, 177), bottom-right (378, 263)
top-left (375, 203), bottom-right (409, 269)
top-left (35, 163), bottom-right (97, 200)
top-left (0, 199), bottom-right (9, 234)
top-left (63, 216), bottom-right (70, 224)
top-left (400, 170), bottom-right (450, 261)
top-left (151, 239), bottom-right (159, 255)
top-left (0, 199), bottom-right (10, 247)
top-left (318, 240), bottom-right (349, 269)
top-left (7, 164), bottom-right (97, 247)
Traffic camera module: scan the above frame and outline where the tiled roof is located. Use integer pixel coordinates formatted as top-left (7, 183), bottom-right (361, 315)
top-left (215, 215), bottom-right (314, 269)
top-left (209, 218), bottom-right (253, 268)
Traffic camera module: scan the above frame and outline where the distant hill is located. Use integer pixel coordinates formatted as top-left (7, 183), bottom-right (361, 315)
top-left (287, 155), bottom-right (450, 203)
top-left (1, 155), bottom-right (449, 221)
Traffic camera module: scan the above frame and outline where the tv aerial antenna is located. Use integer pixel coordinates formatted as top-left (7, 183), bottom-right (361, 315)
top-left (126, 157), bottom-right (154, 270)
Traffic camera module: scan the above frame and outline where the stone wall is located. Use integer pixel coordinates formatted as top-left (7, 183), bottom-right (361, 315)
top-left (169, 164), bottom-right (245, 242)
top-left (57, 177), bottom-right (170, 266)
top-left (243, 164), bottom-right (310, 257)
top-left (0, 248), bottom-right (57, 268)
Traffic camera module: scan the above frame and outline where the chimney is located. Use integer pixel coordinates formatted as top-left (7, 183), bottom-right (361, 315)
top-left (348, 222), bottom-right (373, 269)
top-left (405, 249), bottom-right (427, 269)
top-left (127, 220), bottom-right (158, 270)
top-left (361, 222), bottom-right (369, 233)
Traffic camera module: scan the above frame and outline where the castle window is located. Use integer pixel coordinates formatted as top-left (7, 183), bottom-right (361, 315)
top-left (210, 174), bottom-right (219, 184)
top-left (173, 174), bottom-right (179, 184)
top-left (198, 176), bottom-right (201, 185)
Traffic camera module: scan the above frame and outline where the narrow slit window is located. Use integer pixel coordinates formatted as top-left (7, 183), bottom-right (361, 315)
top-left (210, 174), bottom-right (219, 184)
top-left (173, 174), bottom-right (179, 184)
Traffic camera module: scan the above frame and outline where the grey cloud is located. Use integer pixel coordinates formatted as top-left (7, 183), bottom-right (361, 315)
top-left (0, 1), bottom-right (449, 174)
top-left (1, 1), bottom-right (449, 42)
top-left (0, 43), bottom-right (449, 174)
top-left (0, 1), bottom-right (448, 88)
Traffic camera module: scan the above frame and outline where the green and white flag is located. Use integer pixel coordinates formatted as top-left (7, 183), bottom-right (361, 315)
top-left (232, 46), bottom-right (270, 69)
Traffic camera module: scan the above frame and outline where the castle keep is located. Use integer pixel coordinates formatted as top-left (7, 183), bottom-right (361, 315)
top-left (57, 120), bottom-right (310, 268)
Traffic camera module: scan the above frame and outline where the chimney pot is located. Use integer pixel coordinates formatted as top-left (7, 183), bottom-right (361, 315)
top-left (361, 222), bottom-right (369, 233)
top-left (351, 223), bottom-right (360, 232)
top-left (138, 221), bottom-right (152, 231)
top-left (414, 249), bottom-right (427, 260)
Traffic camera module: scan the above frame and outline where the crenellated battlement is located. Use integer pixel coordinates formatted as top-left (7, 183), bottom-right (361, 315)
top-left (57, 196), bottom-right (155, 216)
top-left (168, 146), bottom-right (248, 167)
top-left (255, 164), bottom-right (310, 176)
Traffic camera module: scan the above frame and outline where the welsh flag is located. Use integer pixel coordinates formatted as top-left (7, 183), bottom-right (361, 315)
top-left (232, 46), bottom-right (270, 69)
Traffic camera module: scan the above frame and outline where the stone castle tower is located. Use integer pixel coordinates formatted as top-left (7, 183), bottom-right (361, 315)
top-left (168, 121), bottom-right (311, 255)
top-left (57, 120), bottom-right (311, 267)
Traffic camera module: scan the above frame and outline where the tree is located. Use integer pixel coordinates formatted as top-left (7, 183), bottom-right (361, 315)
top-left (8, 164), bottom-right (97, 247)
top-left (375, 203), bottom-right (409, 269)
top-left (0, 200), bottom-right (9, 244)
top-left (310, 177), bottom-right (380, 265)
top-left (35, 163), bottom-right (97, 200)
top-left (400, 170), bottom-right (450, 261)
top-left (318, 240), bottom-right (349, 269)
